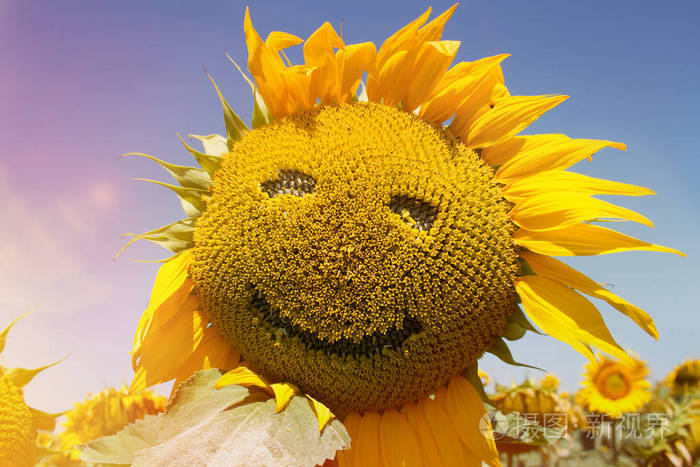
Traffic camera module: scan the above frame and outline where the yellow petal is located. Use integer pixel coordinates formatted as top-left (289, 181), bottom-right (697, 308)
top-left (503, 170), bottom-right (654, 202)
top-left (520, 251), bottom-right (659, 339)
top-left (337, 412), bottom-right (362, 467)
top-left (420, 54), bottom-right (509, 124)
top-left (282, 64), bottom-right (318, 113)
top-left (354, 411), bottom-right (383, 467)
top-left (168, 324), bottom-right (241, 397)
top-left (510, 192), bottom-right (653, 231)
top-left (371, 49), bottom-right (411, 105)
top-left (133, 251), bottom-right (192, 353)
top-left (368, 5), bottom-right (457, 105)
top-left (467, 94), bottom-right (569, 148)
top-left (303, 22), bottom-right (344, 64)
top-left (443, 376), bottom-right (501, 467)
top-left (374, 7), bottom-right (432, 67)
top-left (265, 31), bottom-right (303, 52)
top-left (513, 223), bottom-right (684, 256)
top-left (401, 401), bottom-right (443, 467)
top-left (215, 365), bottom-right (272, 394)
top-left (516, 276), bottom-right (629, 362)
top-left (420, 394), bottom-right (468, 466)
top-left (306, 395), bottom-right (335, 432)
top-left (133, 303), bottom-right (206, 389)
top-left (302, 22), bottom-right (345, 105)
top-left (416, 3), bottom-right (458, 42)
top-left (378, 408), bottom-right (423, 467)
top-left (495, 134), bottom-right (626, 182)
top-left (449, 67), bottom-right (508, 138)
top-left (337, 42), bottom-right (377, 103)
top-left (270, 383), bottom-right (298, 413)
top-left (244, 7), bottom-right (290, 118)
top-left (404, 40), bottom-right (460, 111)
top-left (309, 52), bottom-right (340, 104)
top-left (129, 366), bottom-right (148, 394)
top-left (167, 326), bottom-right (241, 399)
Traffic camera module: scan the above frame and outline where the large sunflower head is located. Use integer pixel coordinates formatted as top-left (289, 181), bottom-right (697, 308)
top-left (664, 359), bottom-right (700, 397)
top-left (0, 316), bottom-right (60, 467)
top-left (576, 353), bottom-right (651, 419)
top-left (123, 4), bottom-right (682, 465)
top-left (53, 387), bottom-right (166, 462)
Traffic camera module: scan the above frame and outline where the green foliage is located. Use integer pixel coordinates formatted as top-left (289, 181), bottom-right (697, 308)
top-left (79, 369), bottom-right (349, 467)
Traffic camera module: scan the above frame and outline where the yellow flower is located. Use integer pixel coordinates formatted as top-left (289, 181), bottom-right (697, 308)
top-left (0, 316), bottom-right (60, 467)
top-left (541, 374), bottom-right (559, 390)
top-left (665, 359), bottom-right (700, 397)
top-left (479, 369), bottom-right (491, 386)
top-left (123, 5), bottom-right (680, 465)
top-left (576, 354), bottom-right (651, 418)
top-left (492, 375), bottom-right (577, 432)
top-left (54, 387), bottom-right (166, 462)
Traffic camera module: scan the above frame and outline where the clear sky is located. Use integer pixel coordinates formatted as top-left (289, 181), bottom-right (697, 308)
top-left (0, 0), bottom-right (698, 413)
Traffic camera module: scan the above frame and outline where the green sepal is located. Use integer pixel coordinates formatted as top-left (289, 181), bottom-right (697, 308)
top-left (188, 134), bottom-right (229, 157)
top-left (121, 153), bottom-right (211, 191)
top-left (502, 321), bottom-right (527, 341)
top-left (115, 218), bottom-right (196, 259)
top-left (205, 70), bottom-right (249, 150)
top-left (0, 312), bottom-right (31, 355)
top-left (486, 337), bottom-right (544, 372)
top-left (30, 407), bottom-right (65, 431)
top-left (5, 358), bottom-right (63, 388)
top-left (518, 257), bottom-right (536, 276)
top-left (132, 178), bottom-right (207, 214)
top-left (462, 364), bottom-right (491, 403)
top-left (508, 305), bottom-right (541, 335)
top-left (177, 133), bottom-right (223, 176)
top-left (80, 369), bottom-right (349, 467)
top-left (226, 52), bottom-right (272, 128)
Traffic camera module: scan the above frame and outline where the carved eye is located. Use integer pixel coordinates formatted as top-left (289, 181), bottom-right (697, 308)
top-left (389, 195), bottom-right (438, 232)
top-left (261, 170), bottom-right (316, 198)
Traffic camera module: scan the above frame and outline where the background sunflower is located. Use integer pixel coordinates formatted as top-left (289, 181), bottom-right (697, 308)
top-left (576, 353), bottom-right (651, 419)
top-left (0, 316), bottom-right (61, 467)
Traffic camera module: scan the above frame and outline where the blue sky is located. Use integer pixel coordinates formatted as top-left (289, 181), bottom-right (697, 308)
top-left (0, 0), bottom-right (698, 412)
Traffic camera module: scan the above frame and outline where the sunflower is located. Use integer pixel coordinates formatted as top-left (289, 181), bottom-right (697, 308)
top-left (123, 5), bottom-right (681, 465)
top-left (492, 375), bottom-right (581, 433)
top-left (48, 386), bottom-right (166, 463)
top-left (665, 359), bottom-right (700, 397)
top-left (576, 354), bottom-right (651, 418)
top-left (0, 316), bottom-right (60, 467)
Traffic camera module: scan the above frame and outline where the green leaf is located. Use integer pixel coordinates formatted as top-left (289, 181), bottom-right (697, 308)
top-left (115, 218), bottom-right (196, 259)
top-left (205, 70), bottom-right (249, 150)
top-left (225, 52), bottom-right (272, 128)
top-left (121, 153), bottom-right (211, 191)
top-left (178, 133), bottom-right (223, 176)
top-left (80, 369), bottom-right (349, 467)
top-left (486, 337), bottom-right (544, 372)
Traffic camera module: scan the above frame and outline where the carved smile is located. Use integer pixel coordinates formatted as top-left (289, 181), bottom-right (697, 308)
top-left (251, 287), bottom-right (422, 358)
